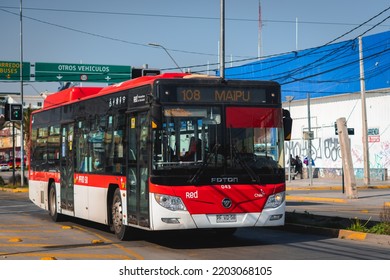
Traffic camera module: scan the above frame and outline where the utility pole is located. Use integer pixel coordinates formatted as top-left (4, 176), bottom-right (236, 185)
top-left (258, 0), bottom-right (262, 59)
top-left (359, 36), bottom-right (370, 186)
top-left (336, 118), bottom-right (358, 199)
top-left (220, 0), bottom-right (225, 79)
top-left (295, 17), bottom-right (299, 51)
top-left (307, 93), bottom-right (313, 186)
top-left (19, 0), bottom-right (25, 186)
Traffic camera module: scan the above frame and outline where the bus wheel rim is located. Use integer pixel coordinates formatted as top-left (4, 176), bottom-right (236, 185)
top-left (112, 196), bottom-right (123, 233)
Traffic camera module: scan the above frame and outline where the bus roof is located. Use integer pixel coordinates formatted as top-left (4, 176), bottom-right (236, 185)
top-left (42, 73), bottom-right (189, 109)
top-left (97, 72), bottom-right (188, 95)
top-left (43, 87), bottom-right (103, 108)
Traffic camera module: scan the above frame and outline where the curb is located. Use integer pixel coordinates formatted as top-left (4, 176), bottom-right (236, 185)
top-left (286, 195), bottom-right (347, 203)
top-left (286, 185), bottom-right (390, 191)
top-left (0, 187), bottom-right (28, 193)
top-left (338, 229), bottom-right (390, 245)
top-left (284, 223), bottom-right (390, 246)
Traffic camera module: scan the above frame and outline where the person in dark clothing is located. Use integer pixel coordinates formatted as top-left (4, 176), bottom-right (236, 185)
top-left (288, 154), bottom-right (297, 179)
top-left (294, 155), bottom-right (303, 179)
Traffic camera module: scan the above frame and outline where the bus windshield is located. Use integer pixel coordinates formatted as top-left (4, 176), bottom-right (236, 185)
top-left (152, 105), bottom-right (284, 185)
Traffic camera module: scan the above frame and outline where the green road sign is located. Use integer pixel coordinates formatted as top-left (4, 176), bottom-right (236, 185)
top-left (0, 61), bottom-right (31, 81)
top-left (35, 62), bottom-right (132, 83)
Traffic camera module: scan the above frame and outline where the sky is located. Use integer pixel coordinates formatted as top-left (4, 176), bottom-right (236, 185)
top-left (1, 0), bottom-right (390, 95)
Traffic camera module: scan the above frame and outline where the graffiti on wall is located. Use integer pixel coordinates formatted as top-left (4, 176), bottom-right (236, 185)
top-left (285, 137), bottom-right (390, 174)
top-left (285, 136), bottom-right (342, 167)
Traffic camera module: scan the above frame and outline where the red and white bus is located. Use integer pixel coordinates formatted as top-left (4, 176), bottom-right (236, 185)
top-left (29, 73), bottom-right (291, 240)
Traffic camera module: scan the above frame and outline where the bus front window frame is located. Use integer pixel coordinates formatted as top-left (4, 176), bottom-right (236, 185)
top-left (151, 104), bottom-right (284, 186)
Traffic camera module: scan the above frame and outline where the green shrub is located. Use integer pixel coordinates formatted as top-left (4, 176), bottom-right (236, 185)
top-left (347, 206), bottom-right (390, 235)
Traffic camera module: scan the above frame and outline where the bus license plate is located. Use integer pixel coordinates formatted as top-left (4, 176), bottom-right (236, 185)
top-left (216, 214), bottom-right (237, 223)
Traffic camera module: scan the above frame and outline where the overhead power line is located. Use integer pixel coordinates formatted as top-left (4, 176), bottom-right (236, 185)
top-left (1, 4), bottom-right (389, 86)
top-left (2, 5), bottom-right (390, 27)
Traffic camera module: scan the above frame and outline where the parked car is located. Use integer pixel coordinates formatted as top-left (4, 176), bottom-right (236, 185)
top-left (0, 163), bottom-right (10, 171)
top-left (7, 159), bottom-right (26, 169)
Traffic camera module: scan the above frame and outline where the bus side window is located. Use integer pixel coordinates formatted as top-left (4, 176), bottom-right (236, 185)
top-left (75, 120), bottom-right (90, 173)
top-left (105, 114), bottom-right (125, 174)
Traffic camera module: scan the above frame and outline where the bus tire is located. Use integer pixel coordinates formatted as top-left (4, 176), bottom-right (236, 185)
top-left (111, 188), bottom-right (131, 240)
top-left (48, 182), bottom-right (62, 222)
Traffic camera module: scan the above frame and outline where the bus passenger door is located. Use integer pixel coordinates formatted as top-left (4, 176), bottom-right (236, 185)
top-left (127, 113), bottom-right (150, 228)
top-left (60, 123), bottom-right (75, 212)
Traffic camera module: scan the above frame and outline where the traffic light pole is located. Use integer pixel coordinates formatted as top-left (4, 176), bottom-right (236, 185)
top-left (12, 123), bottom-right (16, 185)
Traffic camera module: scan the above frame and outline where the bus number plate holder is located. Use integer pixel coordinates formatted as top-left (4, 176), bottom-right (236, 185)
top-left (216, 214), bottom-right (237, 223)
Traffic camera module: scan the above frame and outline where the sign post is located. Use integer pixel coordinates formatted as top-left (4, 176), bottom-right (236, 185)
top-left (35, 62), bottom-right (131, 83)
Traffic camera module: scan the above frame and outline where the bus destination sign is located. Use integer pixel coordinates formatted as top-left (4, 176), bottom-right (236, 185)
top-left (176, 87), bottom-right (267, 103)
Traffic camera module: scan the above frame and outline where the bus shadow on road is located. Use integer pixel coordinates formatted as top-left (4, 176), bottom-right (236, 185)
top-left (136, 227), bottom-right (333, 250)
top-left (57, 215), bottom-right (334, 250)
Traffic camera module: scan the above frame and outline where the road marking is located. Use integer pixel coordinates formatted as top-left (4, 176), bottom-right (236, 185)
top-left (72, 225), bottom-right (145, 260)
top-left (338, 229), bottom-right (367, 241)
top-left (1, 252), bottom-right (133, 260)
top-left (0, 229), bottom-right (62, 233)
top-left (286, 195), bottom-right (347, 203)
top-left (8, 238), bottom-right (22, 242)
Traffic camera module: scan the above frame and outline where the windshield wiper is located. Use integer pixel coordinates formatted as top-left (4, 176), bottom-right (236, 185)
top-left (188, 143), bottom-right (220, 184)
top-left (232, 146), bottom-right (261, 184)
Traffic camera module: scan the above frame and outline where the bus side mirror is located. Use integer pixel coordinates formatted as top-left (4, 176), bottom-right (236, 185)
top-left (283, 109), bottom-right (292, 141)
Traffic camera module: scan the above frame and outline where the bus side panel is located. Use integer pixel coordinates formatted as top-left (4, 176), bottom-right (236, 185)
top-left (68, 184), bottom-right (109, 224)
top-left (73, 184), bottom-right (89, 220)
top-left (29, 180), bottom-right (50, 211)
top-left (73, 174), bottom-right (118, 225)
top-left (87, 186), bottom-right (109, 225)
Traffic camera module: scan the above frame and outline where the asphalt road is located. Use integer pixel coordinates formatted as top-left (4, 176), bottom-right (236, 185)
top-left (0, 190), bottom-right (389, 260)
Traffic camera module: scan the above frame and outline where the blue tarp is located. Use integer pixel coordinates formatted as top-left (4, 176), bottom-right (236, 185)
top-left (223, 31), bottom-right (390, 101)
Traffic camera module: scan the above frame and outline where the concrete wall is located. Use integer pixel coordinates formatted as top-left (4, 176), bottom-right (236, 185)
top-left (284, 89), bottom-right (390, 180)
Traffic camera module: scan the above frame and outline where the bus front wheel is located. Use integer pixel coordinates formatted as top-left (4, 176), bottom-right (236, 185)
top-left (48, 182), bottom-right (62, 222)
top-left (111, 188), bottom-right (131, 240)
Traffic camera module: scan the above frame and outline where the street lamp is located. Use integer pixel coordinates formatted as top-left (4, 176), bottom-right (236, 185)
top-left (23, 83), bottom-right (49, 99)
top-left (23, 83), bottom-right (39, 94)
top-left (148, 43), bottom-right (183, 73)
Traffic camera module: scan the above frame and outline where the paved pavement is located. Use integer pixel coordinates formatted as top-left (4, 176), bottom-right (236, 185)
top-left (286, 177), bottom-right (390, 222)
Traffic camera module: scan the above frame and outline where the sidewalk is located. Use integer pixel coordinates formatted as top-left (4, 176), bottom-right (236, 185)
top-left (286, 178), bottom-right (390, 222)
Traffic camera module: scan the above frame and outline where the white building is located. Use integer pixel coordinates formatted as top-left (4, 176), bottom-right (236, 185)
top-left (284, 88), bottom-right (390, 180)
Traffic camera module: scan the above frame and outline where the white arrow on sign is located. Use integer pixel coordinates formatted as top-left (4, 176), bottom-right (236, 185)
top-left (56, 74), bottom-right (63, 80)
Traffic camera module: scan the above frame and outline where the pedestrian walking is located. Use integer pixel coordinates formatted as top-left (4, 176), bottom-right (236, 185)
top-left (294, 155), bottom-right (303, 179)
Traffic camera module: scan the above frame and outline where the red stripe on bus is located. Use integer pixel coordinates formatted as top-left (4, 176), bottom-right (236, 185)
top-left (29, 171), bottom-right (126, 190)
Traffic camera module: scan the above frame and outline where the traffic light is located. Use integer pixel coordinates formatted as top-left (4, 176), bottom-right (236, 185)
top-left (131, 68), bottom-right (160, 78)
top-left (5, 103), bottom-right (23, 121)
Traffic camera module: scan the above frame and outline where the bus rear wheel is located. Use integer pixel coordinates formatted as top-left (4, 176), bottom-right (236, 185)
top-left (111, 188), bottom-right (131, 240)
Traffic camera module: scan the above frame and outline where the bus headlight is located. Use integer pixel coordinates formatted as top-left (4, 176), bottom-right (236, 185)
top-left (264, 191), bottom-right (285, 209)
top-left (154, 194), bottom-right (187, 211)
